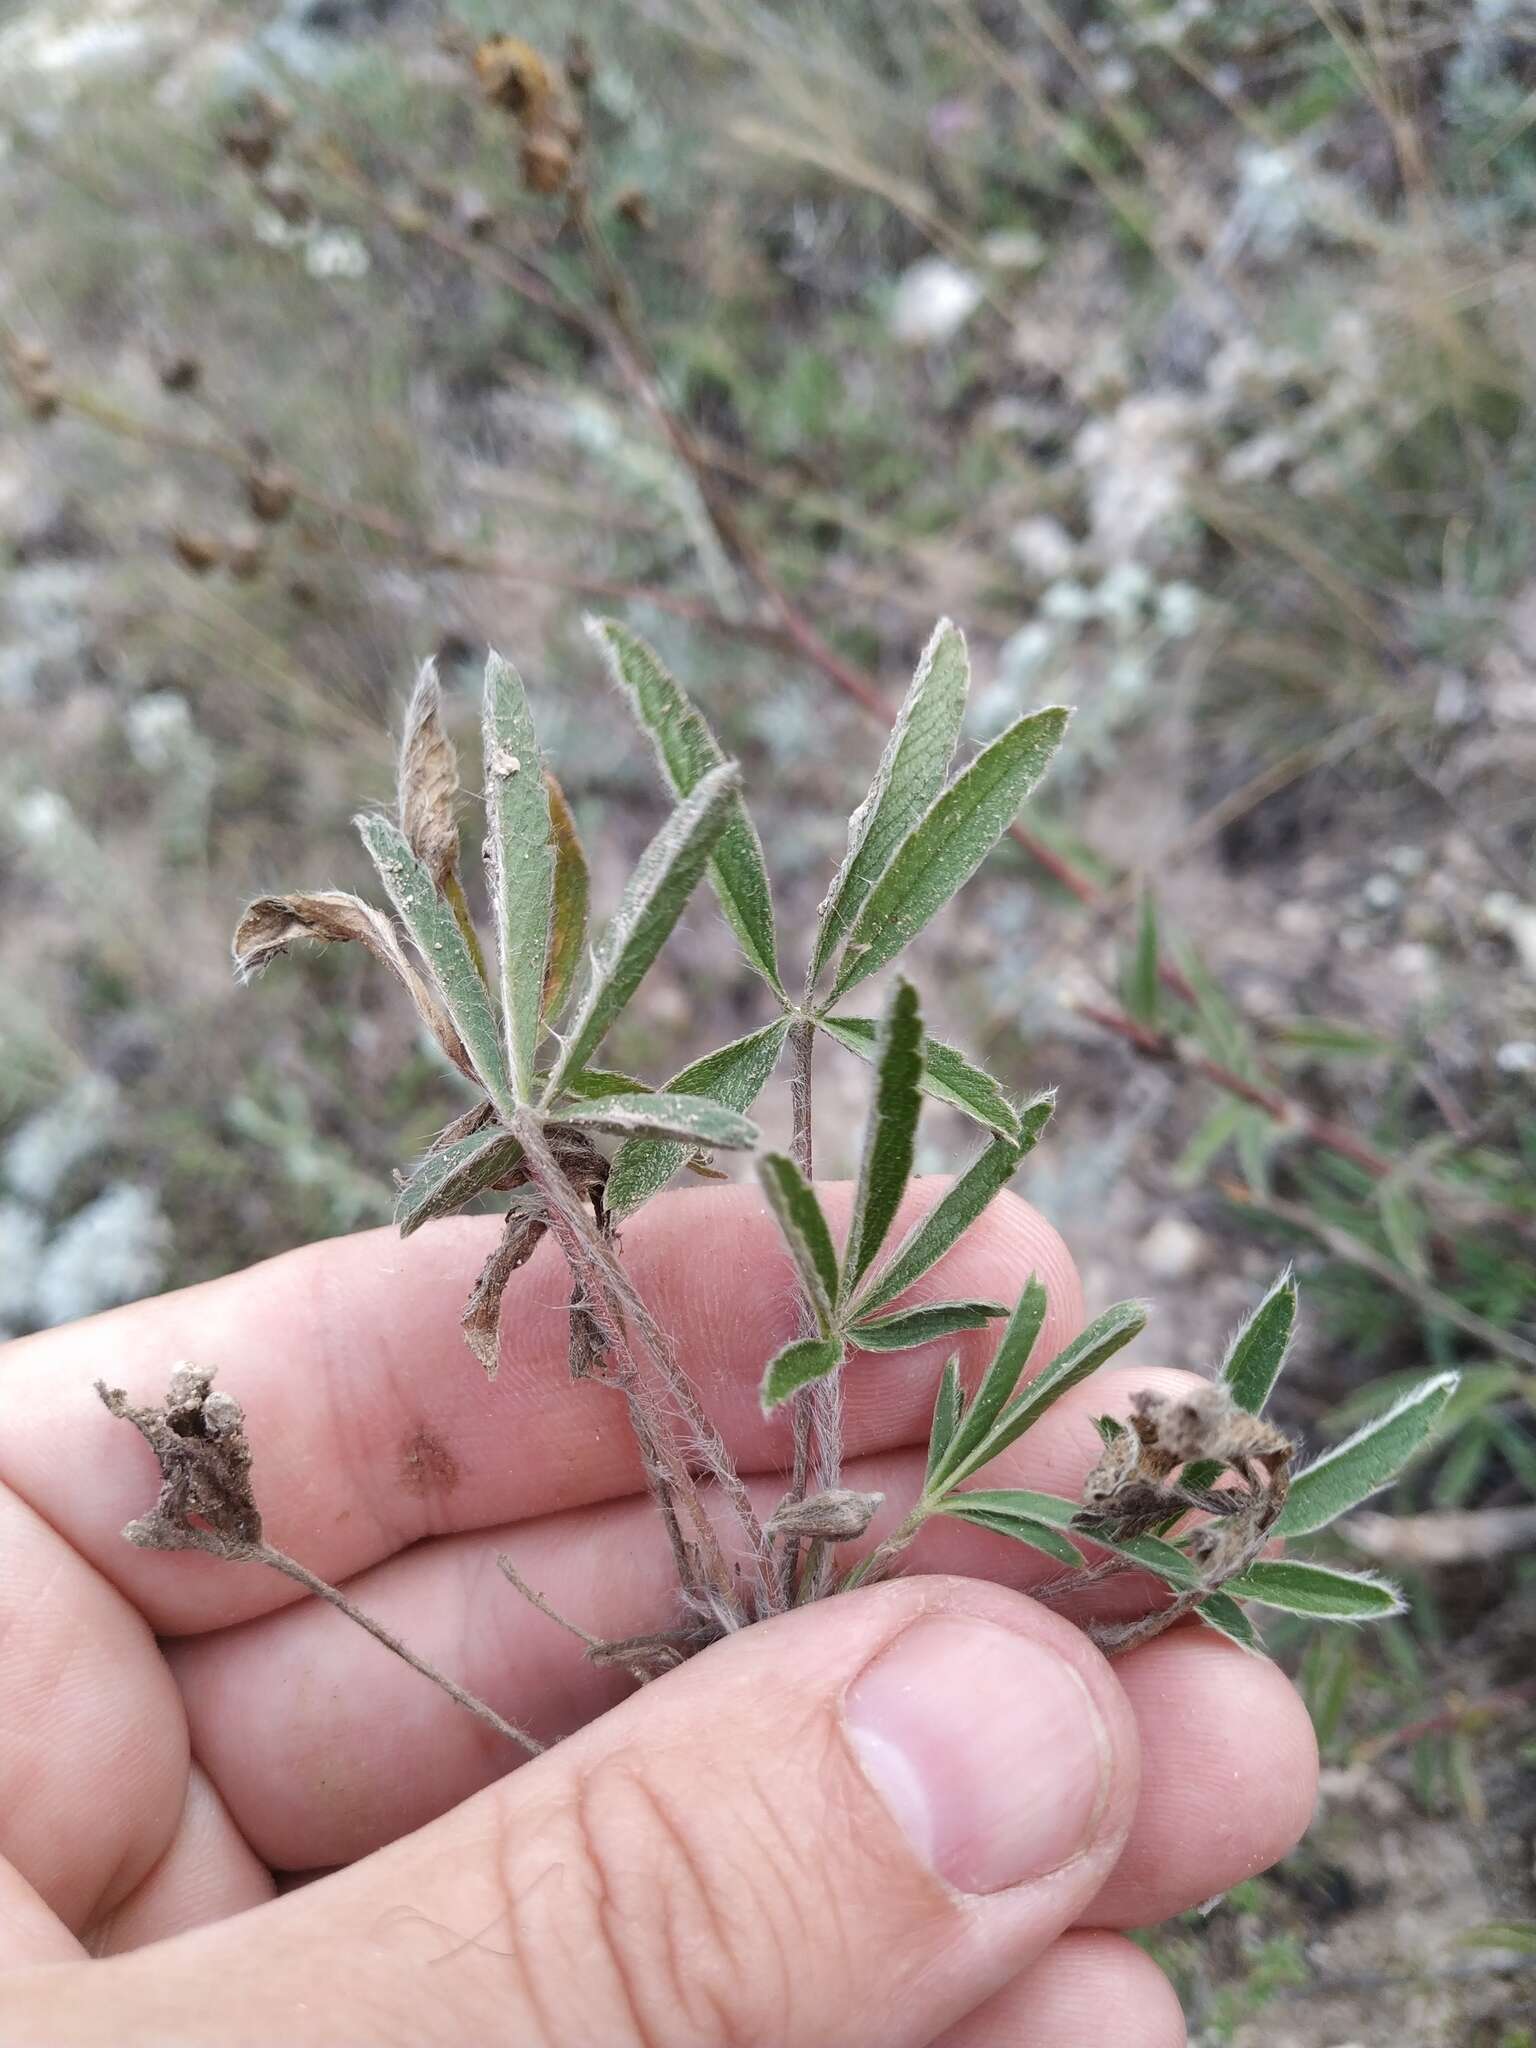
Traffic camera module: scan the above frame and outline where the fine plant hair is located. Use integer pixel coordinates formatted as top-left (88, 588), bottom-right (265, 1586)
top-left (98, 621), bottom-right (1461, 1739)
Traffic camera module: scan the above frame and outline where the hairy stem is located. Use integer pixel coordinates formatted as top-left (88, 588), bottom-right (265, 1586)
top-left (256, 1543), bottom-right (541, 1752)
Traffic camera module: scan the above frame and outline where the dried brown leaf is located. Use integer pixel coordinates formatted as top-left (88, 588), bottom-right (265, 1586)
top-left (231, 890), bottom-right (474, 1080)
top-left (397, 660), bottom-right (461, 888)
top-left (462, 1202), bottom-right (548, 1376)
top-left (96, 1365), bottom-right (262, 1554)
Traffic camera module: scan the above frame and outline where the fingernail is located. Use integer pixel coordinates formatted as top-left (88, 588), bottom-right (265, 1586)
top-left (844, 1617), bottom-right (1111, 1895)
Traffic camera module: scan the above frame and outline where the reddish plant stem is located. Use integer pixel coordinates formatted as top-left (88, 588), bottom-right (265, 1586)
top-left (1355, 1678), bottom-right (1536, 1763)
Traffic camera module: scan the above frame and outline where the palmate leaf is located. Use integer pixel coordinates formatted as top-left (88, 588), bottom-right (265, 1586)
top-left (842, 978), bottom-right (924, 1293)
top-left (1225, 1559), bottom-right (1406, 1621)
top-left (557, 1091), bottom-right (759, 1149)
top-left (543, 772), bottom-right (589, 1019)
top-left (549, 761), bottom-right (741, 1091)
top-left (817, 1014), bottom-right (1021, 1139)
top-left (852, 1101), bottom-right (1052, 1319)
top-left (604, 1018), bottom-right (790, 1219)
top-left (756, 1152), bottom-right (840, 1332)
top-left (928, 1275), bottom-right (1049, 1491)
top-left (761, 1335), bottom-right (844, 1409)
top-left (828, 703), bottom-right (1070, 1001)
top-left (850, 1300), bottom-right (1005, 1352)
top-left (395, 1123), bottom-right (523, 1236)
top-left (593, 620), bottom-right (783, 997)
top-left (356, 814), bottom-right (515, 1119)
top-left (1276, 1372), bottom-right (1460, 1538)
top-left (483, 652), bottom-right (555, 1101)
top-left (809, 618), bottom-right (969, 986)
top-left (945, 1296), bottom-right (1148, 1486)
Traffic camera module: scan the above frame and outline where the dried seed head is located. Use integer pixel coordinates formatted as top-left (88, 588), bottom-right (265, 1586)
top-left (613, 186), bottom-right (655, 232)
top-left (96, 1365), bottom-right (263, 1555)
top-left (157, 353), bottom-right (202, 394)
top-left (396, 660), bottom-right (461, 887)
top-left (766, 1488), bottom-right (884, 1544)
top-left (519, 127), bottom-right (573, 196)
top-left (473, 35), bottom-right (554, 115)
top-left (171, 529), bottom-right (224, 575)
top-left (246, 468), bottom-right (295, 524)
top-left (225, 527), bottom-right (267, 582)
top-left (1130, 1384), bottom-right (1292, 1471)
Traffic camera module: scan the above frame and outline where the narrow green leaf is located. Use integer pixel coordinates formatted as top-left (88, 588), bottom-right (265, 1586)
top-left (761, 1335), bottom-right (844, 1411)
top-left (851, 1300), bottom-right (1005, 1352)
top-left (1222, 1267), bottom-right (1298, 1413)
top-left (1078, 1528), bottom-right (1199, 1589)
top-left (551, 761), bottom-right (740, 1089)
top-left (395, 1124), bottom-right (523, 1237)
top-left (1277, 1372), bottom-right (1460, 1538)
top-left (1378, 1179), bottom-right (1431, 1281)
top-left (956, 1298), bottom-right (1149, 1478)
top-left (482, 651), bottom-right (555, 1101)
top-left (928, 1275), bottom-right (1049, 1490)
top-left (938, 1487), bottom-right (1079, 1525)
top-left (356, 814), bottom-right (515, 1116)
top-left (543, 772), bottom-right (589, 1019)
top-left (1124, 889), bottom-right (1160, 1028)
top-left (817, 1014), bottom-right (1022, 1138)
top-left (852, 1105), bottom-right (1050, 1319)
top-left (828, 703), bottom-right (1070, 1000)
top-left (605, 1018), bottom-right (789, 1219)
top-left (559, 1066), bottom-right (651, 1100)
top-left (558, 1091), bottom-right (759, 1149)
top-left (937, 1503), bottom-right (1084, 1567)
top-left (809, 617), bottom-right (969, 985)
top-left (1226, 1559), bottom-right (1405, 1621)
top-left (592, 619), bottom-right (783, 996)
top-left (842, 978), bottom-right (924, 1293)
top-left (757, 1152), bottom-right (840, 1331)
top-left (1197, 1592), bottom-right (1266, 1655)
top-left (925, 1357), bottom-right (963, 1484)
top-left (1456, 1923), bottom-right (1536, 1957)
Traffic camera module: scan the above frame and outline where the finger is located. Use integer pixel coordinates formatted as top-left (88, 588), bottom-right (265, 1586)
top-left (84, 1768), bottom-right (274, 1957)
top-left (935, 1932), bottom-right (1185, 2046)
top-left (0, 1181), bottom-right (1082, 1634)
top-left (170, 1364), bottom-right (1196, 1868)
top-left (0, 1859), bottom-right (83, 1970)
top-left (2, 1578), bottom-right (1138, 2048)
top-left (1080, 1629), bottom-right (1318, 1927)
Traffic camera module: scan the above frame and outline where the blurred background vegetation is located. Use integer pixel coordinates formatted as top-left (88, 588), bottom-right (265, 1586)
top-left (1, 1), bottom-right (1534, 2036)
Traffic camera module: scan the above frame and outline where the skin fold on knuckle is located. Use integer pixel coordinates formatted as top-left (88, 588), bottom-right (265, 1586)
top-left (489, 1710), bottom-right (919, 2048)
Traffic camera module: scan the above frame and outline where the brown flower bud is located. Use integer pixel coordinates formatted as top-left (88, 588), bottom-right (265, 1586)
top-left (519, 127), bottom-right (573, 196)
top-left (473, 35), bottom-right (553, 116)
top-left (171, 529), bottom-right (224, 575)
top-left (246, 469), bottom-right (295, 523)
top-left (766, 1488), bottom-right (884, 1544)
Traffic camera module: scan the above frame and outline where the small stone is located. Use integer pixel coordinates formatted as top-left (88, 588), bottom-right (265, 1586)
top-left (889, 258), bottom-right (983, 346)
top-left (1138, 1214), bottom-right (1209, 1280)
top-left (1362, 873), bottom-right (1402, 912)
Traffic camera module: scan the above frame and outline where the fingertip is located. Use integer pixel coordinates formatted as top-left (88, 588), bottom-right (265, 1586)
top-left (938, 1930), bottom-right (1186, 2047)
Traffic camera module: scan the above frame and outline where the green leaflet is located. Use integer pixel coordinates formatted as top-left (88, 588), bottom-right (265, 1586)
top-left (558, 1066), bottom-right (651, 1100)
top-left (761, 1335), bottom-right (844, 1411)
top-left (928, 1274), bottom-right (1048, 1489)
top-left (925, 1357), bottom-right (963, 1484)
top-left (395, 1124), bottom-right (523, 1236)
top-left (809, 618), bottom-right (968, 986)
top-left (829, 703), bottom-right (1070, 1000)
top-left (543, 772), bottom-right (589, 1019)
top-left (1277, 1372), bottom-right (1459, 1538)
top-left (1222, 1267), bottom-right (1298, 1414)
top-left (1226, 1560), bottom-right (1405, 1621)
top-left (1078, 1528), bottom-right (1199, 1589)
top-left (605, 1018), bottom-right (789, 1219)
top-left (1197, 1592), bottom-right (1265, 1654)
top-left (841, 978), bottom-right (924, 1293)
top-left (937, 1503), bottom-right (1084, 1567)
top-left (948, 1295), bottom-right (1147, 1483)
top-left (852, 1105), bottom-right (1050, 1319)
top-left (850, 1300), bottom-right (1005, 1352)
top-left (593, 620), bottom-right (783, 996)
top-left (1124, 888), bottom-right (1160, 1029)
top-left (558, 1091), bottom-right (759, 1149)
top-left (757, 1152), bottom-right (840, 1331)
top-left (550, 761), bottom-right (740, 1090)
top-left (817, 1015), bottom-right (1023, 1139)
top-left (935, 1487), bottom-right (1079, 1526)
top-left (482, 652), bottom-right (555, 1102)
top-left (356, 814), bottom-right (515, 1118)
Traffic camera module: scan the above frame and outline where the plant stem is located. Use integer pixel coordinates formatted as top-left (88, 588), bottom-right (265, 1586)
top-left (255, 1543), bottom-right (541, 1752)
top-left (840, 1499), bottom-right (930, 1591)
top-left (780, 1015), bottom-right (832, 1600)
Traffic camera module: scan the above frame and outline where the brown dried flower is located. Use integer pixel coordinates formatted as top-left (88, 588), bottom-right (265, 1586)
top-left (396, 660), bottom-right (461, 887)
top-left (96, 1366), bottom-right (262, 1555)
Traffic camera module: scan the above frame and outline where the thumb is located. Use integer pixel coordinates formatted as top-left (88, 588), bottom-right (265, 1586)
top-left (4, 1578), bottom-right (1137, 2048)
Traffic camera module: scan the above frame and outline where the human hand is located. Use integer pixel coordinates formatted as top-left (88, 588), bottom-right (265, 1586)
top-left (0, 1182), bottom-right (1316, 2044)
